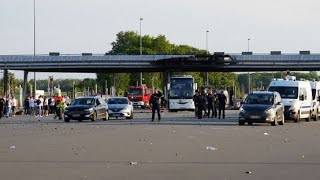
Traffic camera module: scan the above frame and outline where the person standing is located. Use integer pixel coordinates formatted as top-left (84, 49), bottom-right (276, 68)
top-left (5, 96), bottom-right (12, 118)
top-left (24, 96), bottom-right (30, 115)
top-left (38, 95), bottom-right (44, 117)
top-left (29, 97), bottom-right (35, 116)
top-left (35, 97), bottom-right (41, 117)
top-left (11, 96), bottom-right (17, 117)
top-left (218, 91), bottom-right (227, 119)
top-left (195, 91), bottom-right (206, 119)
top-left (207, 90), bottom-right (215, 118)
top-left (193, 90), bottom-right (200, 118)
top-left (43, 96), bottom-right (49, 116)
top-left (0, 96), bottom-right (5, 118)
top-left (213, 91), bottom-right (218, 118)
top-left (150, 89), bottom-right (162, 122)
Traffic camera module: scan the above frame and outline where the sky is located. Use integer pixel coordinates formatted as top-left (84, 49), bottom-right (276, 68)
top-left (1, 0), bottom-right (319, 79)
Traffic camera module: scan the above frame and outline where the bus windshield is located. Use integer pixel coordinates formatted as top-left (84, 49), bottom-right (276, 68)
top-left (268, 86), bottom-right (298, 99)
top-left (169, 78), bottom-right (194, 99)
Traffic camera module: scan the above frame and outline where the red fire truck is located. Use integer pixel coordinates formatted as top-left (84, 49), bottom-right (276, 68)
top-left (127, 85), bottom-right (152, 108)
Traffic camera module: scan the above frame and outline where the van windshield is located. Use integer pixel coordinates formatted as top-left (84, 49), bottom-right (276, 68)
top-left (268, 86), bottom-right (298, 99)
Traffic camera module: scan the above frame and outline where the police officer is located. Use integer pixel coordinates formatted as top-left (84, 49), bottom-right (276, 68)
top-left (151, 89), bottom-right (162, 122)
top-left (207, 90), bottom-right (215, 118)
top-left (218, 91), bottom-right (227, 119)
top-left (195, 91), bottom-right (206, 119)
top-left (193, 90), bottom-right (200, 118)
top-left (213, 91), bottom-right (218, 118)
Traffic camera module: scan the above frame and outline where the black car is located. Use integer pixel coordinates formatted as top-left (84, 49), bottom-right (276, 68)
top-left (239, 91), bottom-right (284, 126)
top-left (64, 96), bottom-right (108, 122)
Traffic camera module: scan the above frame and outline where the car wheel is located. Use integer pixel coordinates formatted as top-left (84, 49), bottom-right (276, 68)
top-left (103, 111), bottom-right (109, 121)
top-left (91, 112), bottom-right (97, 122)
top-left (278, 113), bottom-right (284, 125)
top-left (294, 111), bottom-right (300, 123)
top-left (64, 118), bottom-right (70, 122)
top-left (306, 111), bottom-right (311, 122)
top-left (126, 111), bottom-right (134, 119)
top-left (239, 120), bottom-right (245, 126)
top-left (248, 122), bottom-right (253, 125)
top-left (78, 119), bottom-right (82, 122)
top-left (271, 114), bottom-right (277, 126)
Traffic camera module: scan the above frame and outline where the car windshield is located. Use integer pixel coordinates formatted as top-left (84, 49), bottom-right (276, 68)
top-left (108, 98), bottom-right (128, 104)
top-left (244, 93), bottom-right (274, 105)
top-left (71, 98), bottom-right (95, 105)
top-left (268, 86), bottom-right (298, 99)
top-left (128, 89), bottom-right (143, 96)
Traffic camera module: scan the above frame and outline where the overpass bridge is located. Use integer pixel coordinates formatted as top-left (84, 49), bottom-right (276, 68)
top-left (1, 52), bottom-right (320, 98)
top-left (1, 52), bottom-right (320, 73)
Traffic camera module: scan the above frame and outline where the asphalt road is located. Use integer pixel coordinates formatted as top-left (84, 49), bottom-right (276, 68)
top-left (0, 110), bottom-right (320, 180)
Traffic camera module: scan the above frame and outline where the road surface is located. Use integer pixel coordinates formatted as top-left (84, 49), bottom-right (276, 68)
top-left (0, 110), bottom-right (320, 180)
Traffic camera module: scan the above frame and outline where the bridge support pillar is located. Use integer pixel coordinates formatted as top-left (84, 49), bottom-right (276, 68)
top-left (23, 71), bottom-right (28, 101)
top-left (3, 69), bottom-right (8, 97)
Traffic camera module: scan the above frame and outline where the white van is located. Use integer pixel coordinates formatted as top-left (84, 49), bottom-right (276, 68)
top-left (268, 76), bottom-right (312, 122)
top-left (310, 81), bottom-right (320, 121)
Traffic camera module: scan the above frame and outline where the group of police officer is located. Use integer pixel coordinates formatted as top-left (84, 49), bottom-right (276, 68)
top-left (193, 89), bottom-right (227, 119)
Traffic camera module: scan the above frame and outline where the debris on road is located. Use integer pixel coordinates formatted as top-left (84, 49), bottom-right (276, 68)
top-left (9, 145), bottom-right (16, 149)
top-left (206, 146), bottom-right (217, 151)
top-left (130, 162), bottom-right (138, 165)
top-left (246, 171), bottom-right (252, 174)
top-left (264, 132), bottom-right (269, 136)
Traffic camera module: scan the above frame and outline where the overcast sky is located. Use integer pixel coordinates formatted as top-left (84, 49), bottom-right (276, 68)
top-left (1, 0), bottom-right (319, 79)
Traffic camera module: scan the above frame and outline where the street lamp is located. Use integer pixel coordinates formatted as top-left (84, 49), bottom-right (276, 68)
top-left (139, 17), bottom-right (143, 86)
top-left (206, 30), bottom-right (209, 85)
top-left (248, 38), bottom-right (251, 93)
top-left (33, 0), bottom-right (37, 97)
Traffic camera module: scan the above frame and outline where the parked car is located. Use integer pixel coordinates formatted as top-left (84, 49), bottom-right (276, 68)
top-left (107, 97), bottom-right (133, 119)
top-left (64, 96), bottom-right (108, 122)
top-left (239, 91), bottom-right (284, 126)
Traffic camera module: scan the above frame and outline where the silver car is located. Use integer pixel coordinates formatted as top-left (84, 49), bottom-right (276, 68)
top-left (107, 97), bottom-right (133, 119)
top-left (239, 91), bottom-right (285, 126)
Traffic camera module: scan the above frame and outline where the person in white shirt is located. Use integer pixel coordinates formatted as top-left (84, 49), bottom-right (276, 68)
top-left (5, 96), bottom-right (12, 118)
top-left (11, 96), bottom-right (17, 117)
top-left (29, 97), bottom-right (35, 116)
top-left (43, 96), bottom-right (49, 116)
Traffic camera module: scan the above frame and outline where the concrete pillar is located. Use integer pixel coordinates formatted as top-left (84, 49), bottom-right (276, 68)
top-left (33, 72), bottom-right (36, 97)
top-left (23, 71), bottom-right (28, 101)
top-left (3, 69), bottom-right (8, 97)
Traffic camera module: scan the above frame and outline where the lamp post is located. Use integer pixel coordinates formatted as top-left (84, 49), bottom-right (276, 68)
top-left (139, 17), bottom-right (143, 86)
top-left (33, 0), bottom-right (37, 97)
top-left (206, 30), bottom-right (209, 85)
top-left (248, 38), bottom-right (251, 93)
